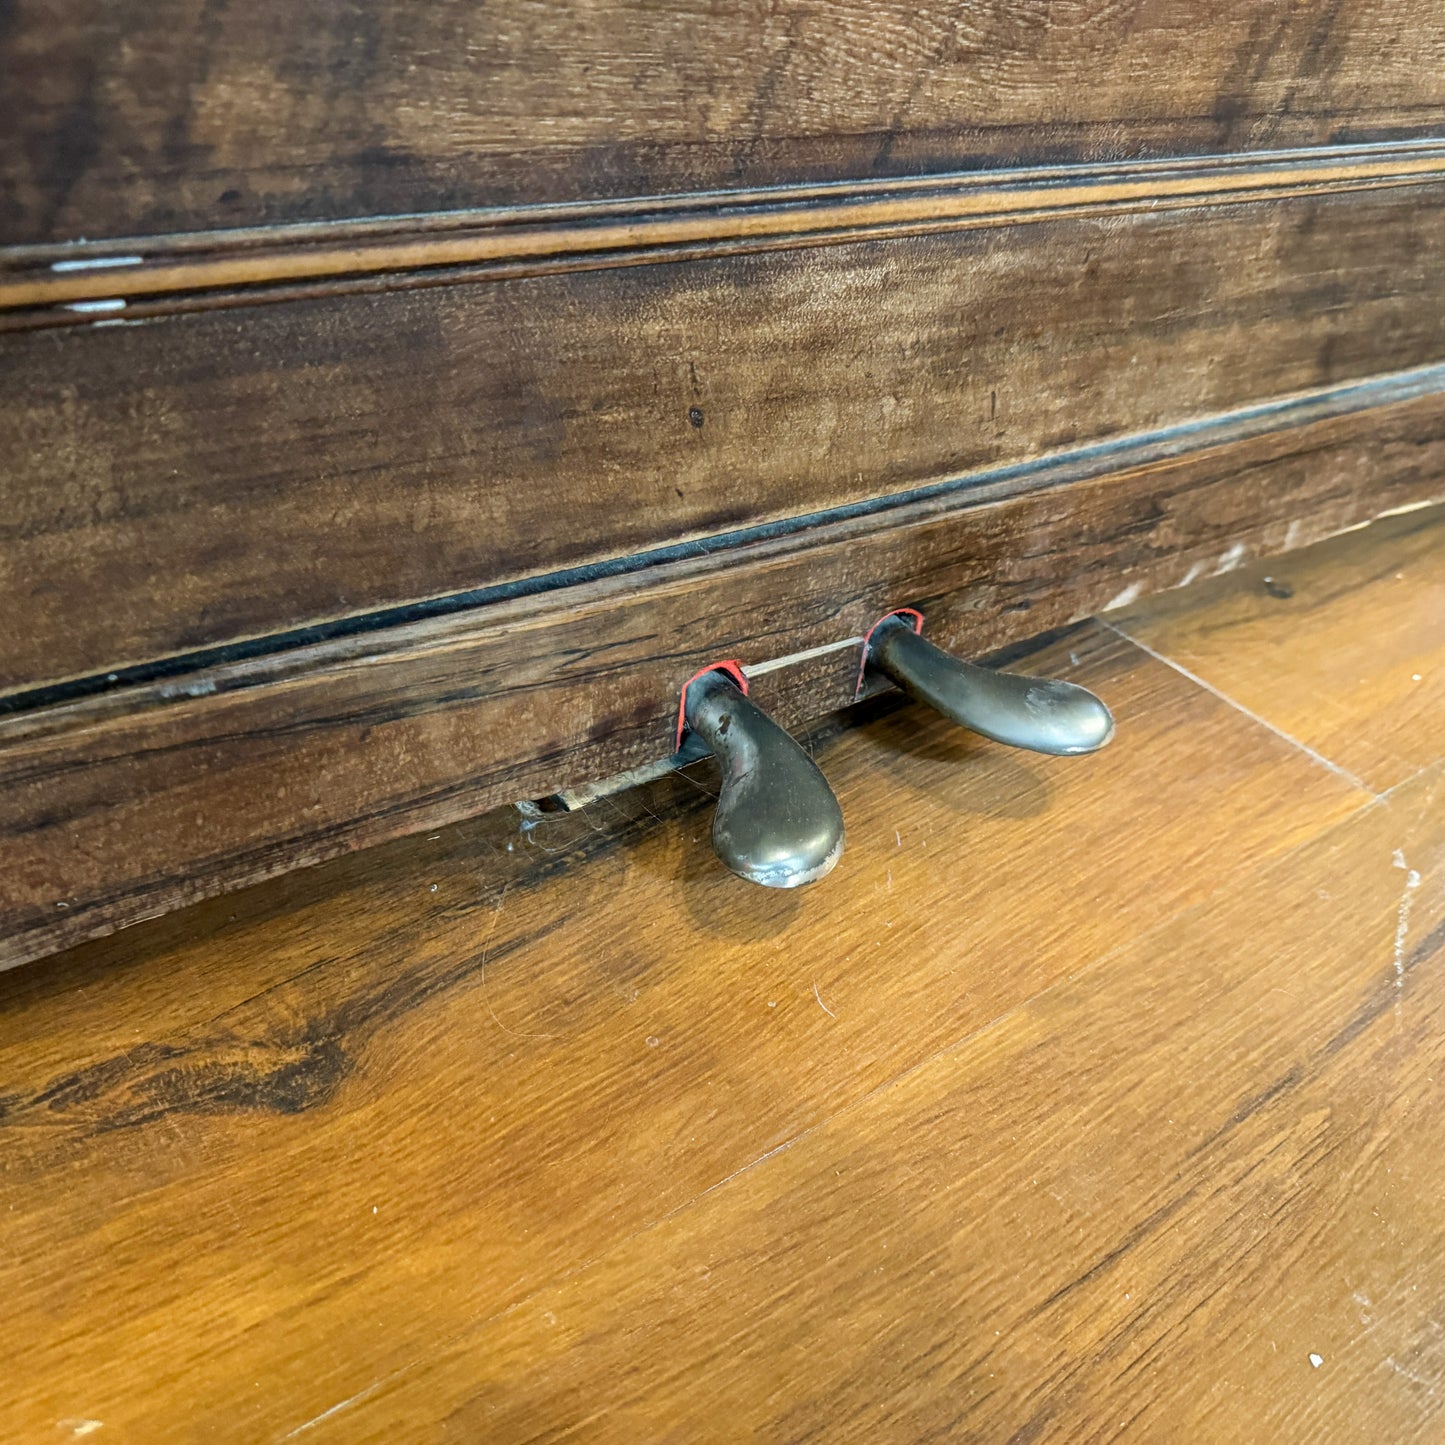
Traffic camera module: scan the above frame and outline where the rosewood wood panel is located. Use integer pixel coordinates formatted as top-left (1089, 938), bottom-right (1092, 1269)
top-left (6, 185), bottom-right (1445, 694)
top-left (2, 393), bottom-right (1442, 969)
top-left (4, 0), bottom-right (1444, 242)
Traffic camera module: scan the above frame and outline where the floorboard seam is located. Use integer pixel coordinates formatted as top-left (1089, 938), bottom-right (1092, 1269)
top-left (1099, 618), bottom-right (1380, 798)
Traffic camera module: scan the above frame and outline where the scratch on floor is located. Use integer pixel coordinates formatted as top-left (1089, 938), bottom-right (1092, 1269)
top-left (813, 981), bottom-right (836, 1019)
top-left (1102, 621), bottom-right (1375, 796)
top-left (477, 885), bottom-right (555, 1041)
top-left (281, 1380), bottom-right (386, 1438)
top-left (1386, 1356), bottom-right (1436, 1390)
top-left (1392, 852), bottom-right (1423, 991)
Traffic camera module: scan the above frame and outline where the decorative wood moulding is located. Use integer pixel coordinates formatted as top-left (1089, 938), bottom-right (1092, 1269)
top-left (8, 181), bottom-right (1445, 696)
top-left (4, 141), bottom-right (1445, 327)
top-left (3, 368), bottom-right (1443, 968)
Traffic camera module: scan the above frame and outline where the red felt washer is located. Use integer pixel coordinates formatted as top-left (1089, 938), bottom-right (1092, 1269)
top-left (676, 659), bottom-right (749, 751)
top-left (854, 608), bottom-right (924, 699)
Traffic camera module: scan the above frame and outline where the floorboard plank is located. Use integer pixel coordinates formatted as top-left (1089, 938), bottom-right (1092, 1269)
top-left (342, 760), bottom-right (1445, 1443)
top-left (0, 622), bottom-right (1368, 1441)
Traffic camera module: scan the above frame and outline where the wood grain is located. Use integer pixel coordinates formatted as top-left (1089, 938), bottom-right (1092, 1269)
top-left (1113, 508), bottom-right (1445, 793)
top-left (345, 759), bottom-right (1445, 1443)
top-left (4, 0), bottom-right (1445, 244)
top-left (8, 185), bottom-right (1445, 695)
top-left (4, 395), bottom-right (1443, 970)
top-left (0, 621), bottom-right (1381, 1439)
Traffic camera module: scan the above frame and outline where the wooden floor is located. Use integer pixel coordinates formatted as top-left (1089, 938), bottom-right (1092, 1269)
top-left (4, 507), bottom-right (1444, 1442)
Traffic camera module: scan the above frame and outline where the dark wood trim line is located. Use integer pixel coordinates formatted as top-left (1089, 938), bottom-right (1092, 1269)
top-left (4, 139), bottom-right (1445, 326)
top-left (4, 374), bottom-right (1444, 967)
top-left (5, 361), bottom-right (1443, 727)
